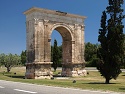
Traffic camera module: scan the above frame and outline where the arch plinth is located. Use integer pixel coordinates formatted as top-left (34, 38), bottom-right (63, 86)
top-left (24, 7), bottom-right (86, 79)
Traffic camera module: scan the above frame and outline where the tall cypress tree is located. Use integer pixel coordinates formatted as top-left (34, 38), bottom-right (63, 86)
top-left (52, 39), bottom-right (59, 71)
top-left (97, 0), bottom-right (125, 84)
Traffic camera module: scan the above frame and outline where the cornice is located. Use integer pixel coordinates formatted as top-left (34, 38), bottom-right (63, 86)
top-left (23, 7), bottom-right (86, 19)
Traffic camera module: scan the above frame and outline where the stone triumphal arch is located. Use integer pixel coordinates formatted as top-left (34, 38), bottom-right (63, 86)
top-left (24, 7), bottom-right (86, 79)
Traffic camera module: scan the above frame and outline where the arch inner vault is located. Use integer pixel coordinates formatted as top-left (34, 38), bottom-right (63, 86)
top-left (24, 7), bottom-right (86, 79)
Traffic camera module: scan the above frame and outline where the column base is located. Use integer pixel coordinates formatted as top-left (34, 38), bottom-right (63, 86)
top-left (61, 63), bottom-right (86, 77)
top-left (25, 62), bottom-right (53, 79)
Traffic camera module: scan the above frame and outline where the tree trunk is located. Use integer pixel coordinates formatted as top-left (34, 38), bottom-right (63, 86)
top-left (124, 62), bottom-right (125, 69)
top-left (7, 67), bottom-right (11, 73)
top-left (105, 78), bottom-right (110, 84)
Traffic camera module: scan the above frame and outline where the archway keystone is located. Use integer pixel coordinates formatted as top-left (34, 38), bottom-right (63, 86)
top-left (24, 7), bottom-right (86, 79)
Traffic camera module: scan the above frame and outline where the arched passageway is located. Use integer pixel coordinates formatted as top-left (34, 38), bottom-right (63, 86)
top-left (50, 25), bottom-right (73, 76)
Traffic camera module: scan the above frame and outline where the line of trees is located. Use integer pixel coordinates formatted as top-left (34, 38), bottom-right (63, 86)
top-left (84, 42), bottom-right (99, 67)
top-left (51, 41), bottom-right (125, 70)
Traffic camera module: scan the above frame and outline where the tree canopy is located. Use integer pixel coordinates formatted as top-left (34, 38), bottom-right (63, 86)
top-left (85, 42), bottom-right (99, 67)
top-left (0, 53), bottom-right (21, 72)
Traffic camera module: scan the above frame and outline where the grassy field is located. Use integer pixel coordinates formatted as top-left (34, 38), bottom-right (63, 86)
top-left (0, 67), bottom-right (125, 93)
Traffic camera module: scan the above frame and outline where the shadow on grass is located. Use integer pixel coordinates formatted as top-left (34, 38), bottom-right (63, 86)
top-left (53, 75), bottom-right (62, 77)
top-left (122, 75), bottom-right (125, 76)
top-left (11, 75), bottom-right (25, 79)
top-left (6, 75), bottom-right (25, 79)
top-left (83, 82), bottom-right (118, 84)
top-left (119, 88), bottom-right (125, 90)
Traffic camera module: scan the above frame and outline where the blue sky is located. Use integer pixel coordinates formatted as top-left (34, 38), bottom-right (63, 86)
top-left (0, 0), bottom-right (125, 55)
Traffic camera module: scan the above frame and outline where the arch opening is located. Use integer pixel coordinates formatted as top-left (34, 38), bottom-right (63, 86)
top-left (50, 26), bottom-right (73, 76)
top-left (51, 30), bottom-right (62, 68)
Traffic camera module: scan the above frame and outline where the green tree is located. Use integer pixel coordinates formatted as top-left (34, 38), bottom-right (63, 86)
top-left (97, 0), bottom-right (125, 84)
top-left (58, 45), bottom-right (62, 67)
top-left (85, 42), bottom-right (99, 67)
top-left (120, 34), bottom-right (125, 69)
top-left (123, 35), bottom-right (125, 68)
top-left (21, 50), bottom-right (26, 65)
top-left (51, 46), bottom-right (53, 62)
top-left (51, 45), bottom-right (62, 67)
top-left (0, 53), bottom-right (21, 72)
top-left (52, 39), bottom-right (60, 71)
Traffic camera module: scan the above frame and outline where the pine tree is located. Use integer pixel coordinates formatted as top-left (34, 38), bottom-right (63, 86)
top-left (97, 0), bottom-right (125, 84)
top-left (52, 39), bottom-right (59, 71)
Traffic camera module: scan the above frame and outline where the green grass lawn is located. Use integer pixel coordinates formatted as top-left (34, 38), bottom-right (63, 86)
top-left (0, 67), bottom-right (125, 93)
